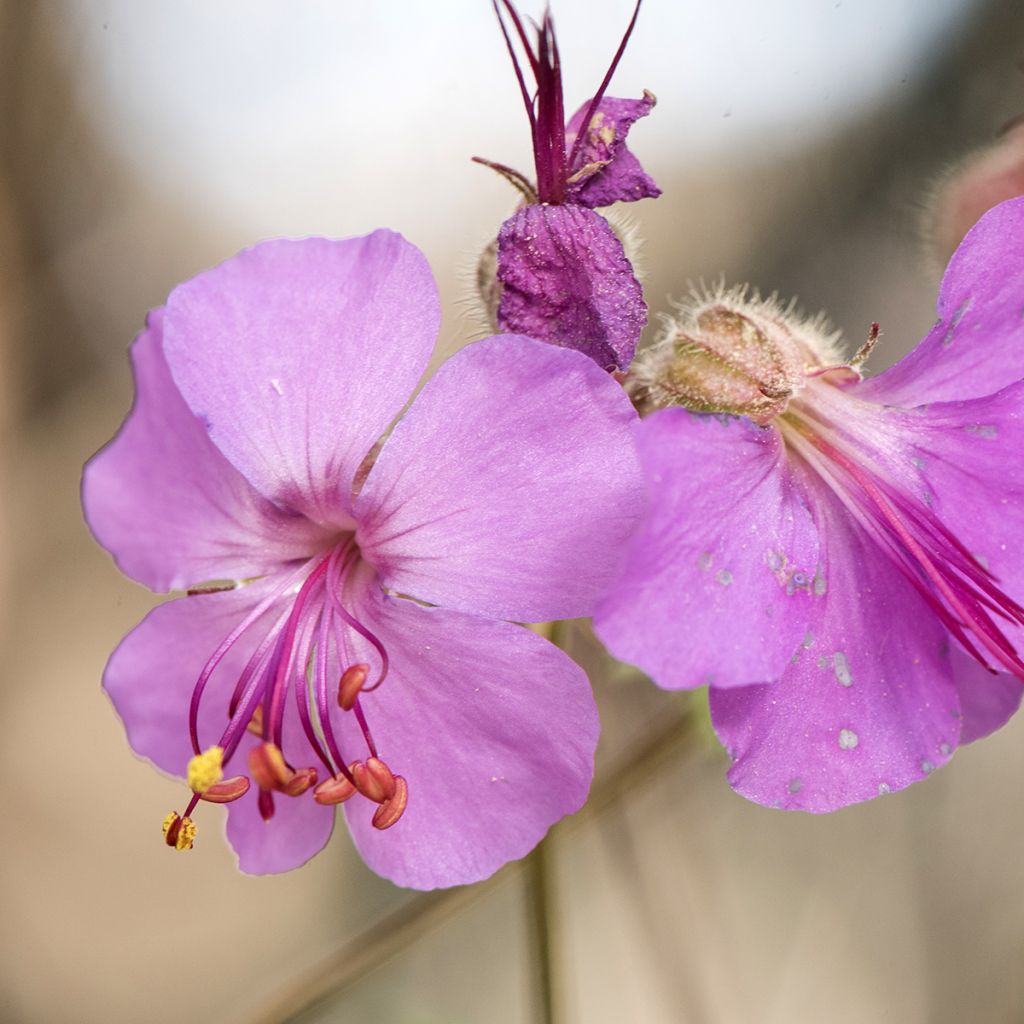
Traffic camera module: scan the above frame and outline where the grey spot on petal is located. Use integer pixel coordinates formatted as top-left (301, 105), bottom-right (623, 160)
top-left (816, 655), bottom-right (829, 669)
top-left (939, 742), bottom-right (951, 755)
top-left (833, 651), bottom-right (853, 687)
top-left (964, 423), bottom-right (998, 439)
top-left (941, 298), bottom-right (972, 346)
top-left (788, 778), bottom-right (802, 794)
top-left (802, 631), bottom-right (815, 649)
top-left (921, 759), bottom-right (935, 774)
top-left (838, 728), bottom-right (859, 750)
top-left (698, 551), bottom-right (713, 571)
top-left (878, 782), bottom-right (891, 795)
top-left (813, 566), bottom-right (827, 596)
top-left (716, 569), bottom-right (733, 586)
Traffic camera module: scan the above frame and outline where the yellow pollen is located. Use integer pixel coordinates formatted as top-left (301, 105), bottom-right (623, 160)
top-left (161, 812), bottom-right (197, 851)
top-left (187, 745), bottom-right (224, 794)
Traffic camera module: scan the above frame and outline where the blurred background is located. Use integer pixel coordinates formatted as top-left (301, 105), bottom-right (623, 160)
top-left (2, 0), bottom-right (1024, 1021)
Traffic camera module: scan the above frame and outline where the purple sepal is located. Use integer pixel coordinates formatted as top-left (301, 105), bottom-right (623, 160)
top-left (496, 204), bottom-right (646, 372)
top-left (565, 94), bottom-right (660, 208)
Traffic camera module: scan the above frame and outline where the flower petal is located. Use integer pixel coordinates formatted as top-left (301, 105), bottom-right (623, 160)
top-left (496, 204), bottom-right (646, 371)
top-left (355, 334), bottom-right (644, 623)
top-left (856, 196), bottom-right (1024, 406)
top-left (83, 310), bottom-right (328, 592)
top-left (162, 232), bottom-right (439, 525)
top-left (593, 410), bottom-right (819, 689)
top-left (565, 93), bottom-right (661, 208)
top-left (949, 648), bottom-right (1023, 744)
top-left (104, 579), bottom-right (333, 871)
top-left (709, 493), bottom-right (961, 812)
top-left (339, 587), bottom-right (599, 890)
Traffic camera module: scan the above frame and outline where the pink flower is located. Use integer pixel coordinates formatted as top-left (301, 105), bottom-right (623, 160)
top-left (595, 198), bottom-right (1024, 811)
top-left (84, 231), bottom-right (643, 886)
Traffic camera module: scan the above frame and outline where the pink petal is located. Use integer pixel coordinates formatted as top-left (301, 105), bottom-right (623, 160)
top-left (339, 586), bottom-right (599, 890)
top-left (856, 196), bottom-right (1024, 406)
top-left (565, 94), bottom-right (661, 208)
top-left (710, 490), bottom-right (961, 812)
top-left (162, 232), bottom-right (439, 526)
top-left (83, 310), bottom-right (329, 592)
top-left (949, 647), bottom-right (1023, 744)
top-left (594, 410), bottom-right (819, 689)
top-left (355, 334), bottom-right (644, 623)
top-left (496, 204), bottom-right (647, 371)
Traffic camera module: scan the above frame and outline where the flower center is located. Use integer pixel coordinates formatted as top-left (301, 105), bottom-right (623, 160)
top-left (779, 385), bottom-right (1024, 681)
top-left (162, 540), bottom-right (408, 851)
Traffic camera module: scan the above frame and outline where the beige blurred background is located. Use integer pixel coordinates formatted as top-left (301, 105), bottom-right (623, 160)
top-left (3, 1), bottom-right (1024, 1021)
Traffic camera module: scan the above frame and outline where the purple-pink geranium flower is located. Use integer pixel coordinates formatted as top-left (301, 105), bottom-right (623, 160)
top-left (595, 197), bottom-right (1024, 811)
top-left (83, 231), bottom-right (643, 887)
top-left (475, 0), bottom-right (659, 372)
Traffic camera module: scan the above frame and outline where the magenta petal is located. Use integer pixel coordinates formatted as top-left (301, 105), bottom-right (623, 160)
top-left (83, 309), bottom-right (329, 592)
top-left (856, 197), bottom-right (1024, 406)
top-left (866, 381), bottom-right (1024, 659)
top-left (339, 587), bottom-right (599, 890)
top-left (496, 205), bottom-right (646, 371)
top-left (594, 409), bottom-right (819, 689)
top-left (949, 647), bottom-right (1023, 744)
top-left (225, 744), bottom-right (335, 875)
top-left (162, 232), bottom-right (439, 525)
top-left (355, 334), bottom-right (644, 623)
top-left (103, 581), bottom-right (278, 776)
top-left (709, 496), bottom-right (960, 811)
top-left (565, 94), bottom-right (661, 208)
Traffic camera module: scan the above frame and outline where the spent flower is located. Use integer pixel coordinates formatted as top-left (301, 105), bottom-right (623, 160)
top-left (84, 231), bottom-right (644, 886)
top-left (595, 197), bottom-right (1024, 811)
top-left (475, 0), bottom-right (659, 371)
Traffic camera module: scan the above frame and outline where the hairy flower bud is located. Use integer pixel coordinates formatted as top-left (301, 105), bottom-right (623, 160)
top-left (634, 286), bottom-right (845, 424)
top-left (924, 117), bottom-right (1024, 266)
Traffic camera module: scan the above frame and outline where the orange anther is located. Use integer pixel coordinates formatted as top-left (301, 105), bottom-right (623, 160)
top-left (246, 704), bottom-right (265, 736)
top-left (313, 773), bottom-right (358, 805)
top-left (282, 767), bottom-right (318, 797)
top-left (162, 811), bottom-right (197, 850)
top-left (200, 775), bottom-right (251, 803)
top-left (352, 757), bottom-right (397, 803)
top-left (248, 742), bottom-right (293, 791)
top-left (371, 776), bottom-right (408, 830)
top-left (338, 663), bottom-right (370, 710)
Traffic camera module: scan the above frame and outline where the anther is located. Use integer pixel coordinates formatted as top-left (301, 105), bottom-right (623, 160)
top-left (338, 663), bottom-right (370, 711)
top-left (313, 773), bottom-right (358, 805)
top-left (246, 704), bottom-right (264, 737)
top-left (187, 745), bottom-right (224, 794)
top-left (200, 775), bottom-right (251, 804)
top-left (282, 767), bottom-right (318, 797)
top-left (352, 757), bottom-right (397, 803)
top-left (162, 811), bottom-right (197, 850)
top-left (371, 776), bottom-right (409, 830)
top-left (248, 741), bottom-right (294, 791)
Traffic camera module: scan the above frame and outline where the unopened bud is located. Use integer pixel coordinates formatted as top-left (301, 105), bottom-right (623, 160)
top-left (200, 775), bottom-right (251, 804)
top-left (313, 773), bottom-right (358, 805)
top-left (635, 287), bottom-right (843, 424)
top-left (925, 118), bottom-right (1024, 266)
top-left (371, 776), bottom-right (409, 831)
top-left (338, 663), bottom-right (370, 711)
top-left (162, 811), bottom-right (197, 851)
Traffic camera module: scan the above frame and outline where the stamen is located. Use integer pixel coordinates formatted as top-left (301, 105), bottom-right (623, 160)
top-left (313, 773), bottom-right (358, 805)
top-left (162, 811), bottom-right (197, 851)
top-left (351, 757), bottom-right (398, 804)
top-left (371, 776), bottom-right (409, 831)
top-left (338, 663), bottom-right (369, 711)
top-left (187, 745), bottom-right (224, 794)
top-left (282, 767), bottom-right (318, 798)
top-left (199, 776), bottom-right (250, 804)
top-left (248, 741), bottom-right (294, 791)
